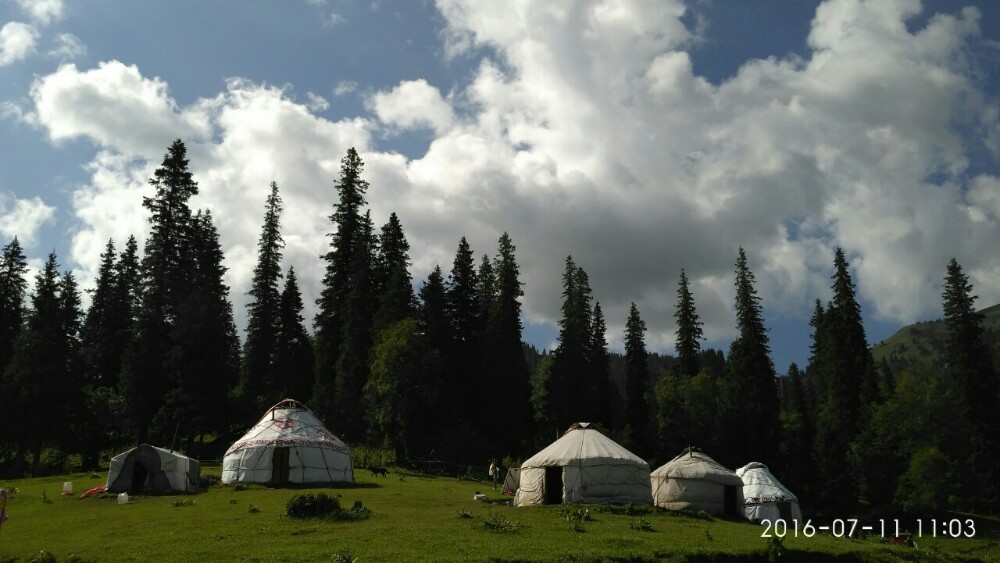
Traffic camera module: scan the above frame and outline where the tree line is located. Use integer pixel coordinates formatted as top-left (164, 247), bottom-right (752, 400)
top-left (0, 139), bottom-right (996, 515)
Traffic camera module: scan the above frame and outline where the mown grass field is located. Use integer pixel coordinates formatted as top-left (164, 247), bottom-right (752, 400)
top-left (1, 468), bottom-right (998, 562)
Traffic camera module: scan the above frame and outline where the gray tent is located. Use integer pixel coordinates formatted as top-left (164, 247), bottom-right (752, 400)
top-left (106, 444), bottom-right (200, 494)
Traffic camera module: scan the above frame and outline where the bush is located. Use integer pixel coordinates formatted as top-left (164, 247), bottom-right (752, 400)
top-left (286, 493), bottom-right (371, 521)
top-left (480, 512), bottom-right (521, 533)
top-left (895, 447), bottom-right (959, 513)
top-left (629, 517), bottom-right (653, 532)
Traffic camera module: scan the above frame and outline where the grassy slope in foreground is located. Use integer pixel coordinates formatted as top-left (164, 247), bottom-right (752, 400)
top-left (1, 470), bottom-right (998, 562)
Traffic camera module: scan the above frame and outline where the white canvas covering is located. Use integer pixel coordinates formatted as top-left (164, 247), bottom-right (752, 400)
top-left (106, 444), bottom-right (200, 494)
top-left (736, 462), bottom-right (803, 523)
top-left (514, 423), bottom-right (652, 506)
top-left (651, 449), bottom-right (742, 515)
top-left (222, 399), bottom-right (354, 485)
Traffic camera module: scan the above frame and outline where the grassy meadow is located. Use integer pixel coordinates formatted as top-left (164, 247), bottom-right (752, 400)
top-left (1, 468), bottom-right (998, 562)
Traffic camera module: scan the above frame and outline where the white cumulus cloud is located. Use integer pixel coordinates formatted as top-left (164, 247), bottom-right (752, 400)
top-left (21, 0), bottom-right (1000, 355)
top-left (0, 192), bottom-right (56, 247)
top-left (30, 61), bottom-right (213, 158)
top-left (48, 32), bottom-right (86, 61)
top-left (0, 21), bottom-right (38, 66)
top-left (369, 79), bottom-right (454, 134)
top-left (15, 0), bottom-right (64, 25)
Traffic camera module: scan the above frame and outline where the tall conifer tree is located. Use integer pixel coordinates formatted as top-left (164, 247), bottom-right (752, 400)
top-left (587, 301), bottom-right (611, 424)
top-left (243, 182), bottom-right (285, 405)
top-left (275, 267), bottom-right (315, 401)
top-left (315, 148), bottom-right (370, 423)
top-left (812, 248), bottom-right (873, 512)
top-left (623, 302), bottom-right (650, 448)
top-left (674, 269), bottom-right (703, 378)
top-left (485, 233), bottom-right (530, 452)
top-left (942, 258), bottom-right (999, 510)
top-left (447, 237), bottom-right (480, 424)
top-left (0, 237), bottom-right (28, 375)
top-left (724, 247), bottom-right (779, 466)
top-left (122, 139), bottom-right (199, 442)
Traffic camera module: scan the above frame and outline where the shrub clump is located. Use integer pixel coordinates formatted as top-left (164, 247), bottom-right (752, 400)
top-left (285, 493), bottom-right (372, 521)
top-left (480, 511), bottom-right (522, 533)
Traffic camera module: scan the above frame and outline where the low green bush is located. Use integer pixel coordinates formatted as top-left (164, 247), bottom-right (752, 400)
top-left (285, 493), bottom-right (371, 521)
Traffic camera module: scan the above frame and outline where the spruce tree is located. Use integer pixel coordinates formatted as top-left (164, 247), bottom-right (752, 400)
top-left (674, 269), bottom-right (703, 378)
top-left (587, 301), bottom-right (611, 424)
top-left (333, 210), bottom-right (376, 442)
top-left (0, 237), bottom-right (28, 375)
top-left (5, 252), bottom-right (72, 471)
top-left (446, 237), bottom-right (480, 427)
top-left (275, 267), bottom-right (315, 402)
top-left (623, 302), bottom-right (650, 449)
top-left (550, 256), bottom-right (592, 431)
top-left (314, 147), bottom-right (370, 423)
top-left (122, 139), bottom-right (199, 442)
top-left (81, 239), bottom-right (118, 385)
top-left (243, 182), bottom-right (285, 406)
top-left (417, 266), bottom-right (450, 451)
top-left (812, 248), bottom-right (874, 512)
top-left (372, 212), bottom-right (415, 333)
top-left (485, 233), bottom-right (530, 452)
top-left (941, 258), bottom-right (999, 510)
top-left (724, 247), bottom-right (779, 466)
top-left (164, 211), bottom-right (241, 442)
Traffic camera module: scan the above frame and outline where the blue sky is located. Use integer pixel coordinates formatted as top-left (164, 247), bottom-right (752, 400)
top-left (2, 0), bottom-right (1000, 374)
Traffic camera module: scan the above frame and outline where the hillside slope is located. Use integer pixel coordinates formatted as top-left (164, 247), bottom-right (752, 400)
top-left (870, 303), bottom-right (1000, 368)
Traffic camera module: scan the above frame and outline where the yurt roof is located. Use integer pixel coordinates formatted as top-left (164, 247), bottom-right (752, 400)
top-left (736, 462), bottom-right (799, 502)
top-left (225, 399), bottom-right (350, 456)
top-left (111, 444), bottom-right (193, 462)
top-left (522, 423), bottom-right (648, 468)
top-left (651, 448), bottom-right (742, 486)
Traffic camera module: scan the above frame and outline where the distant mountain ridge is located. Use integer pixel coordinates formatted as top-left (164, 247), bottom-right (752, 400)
top-left (870, 303), bottom-right (1000, 369)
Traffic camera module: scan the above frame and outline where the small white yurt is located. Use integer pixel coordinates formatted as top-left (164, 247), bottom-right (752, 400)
top-left (222, 399), bottom-right (354, 485)
top-left (651, 448), bottom-right (742, 515)
top-left (736, 462), bottom-right (803, 523)
top-left (106, 444), bottom-right (200, 494)
top-left (514, 423), bottom-right (652, 506)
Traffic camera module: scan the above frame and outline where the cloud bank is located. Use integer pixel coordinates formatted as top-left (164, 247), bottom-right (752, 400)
top-left (21, 0), bottom-right (1000, 353)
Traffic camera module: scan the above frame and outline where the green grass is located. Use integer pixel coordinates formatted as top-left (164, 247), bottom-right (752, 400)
top-left (1, 470), bottom-right (998, 562)
top-left (871, 303), bottom-right (1000, 368)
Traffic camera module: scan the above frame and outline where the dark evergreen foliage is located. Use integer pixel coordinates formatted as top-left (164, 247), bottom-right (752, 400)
top-left (623, 302), bottom-right (650, 449)
top-left (275, 267), bottom-right (315, 402)
top-left (446, 237), bottom-right (480, 428)
top-left (242, 182), bottom-right (285, 407)
top-left (587, 301), bottom-right (611, 425)
top-left (372, 213), bottom-right (415, 333)
top-left (550, 256), bottom-right (593, 432)
top-left (812, 248), bottom-right (874, 512)
top-left (4, 253), bottom-right (81, 472)
top-left (332, 211), bottom-right (376, 443)
top-left (314, 147), bottom-right (370, 424)
top-left (941, 258), bottom-right (999, 510)
top-left (0, 237), bottom-right (28, 376)
top-left (122, 139), bottom-right (200, 443)
top-left (484, 233), bottom-right (530, 453)
top-left (723, 247), bottom-right (779, 467)
top-left (674, 269), bottom-right (703, 378)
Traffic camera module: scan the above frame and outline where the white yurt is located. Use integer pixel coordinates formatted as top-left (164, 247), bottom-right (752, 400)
top-left (650, 448), bottom-right (742, 515)
top-left (736, 462), bottom-right (803, 523)
top-left (106, 444), bottom-right (200, 494)
top-left (222, 399), bottom-right (354, 485)
top-left (514, 423), bottom-right (652, 506)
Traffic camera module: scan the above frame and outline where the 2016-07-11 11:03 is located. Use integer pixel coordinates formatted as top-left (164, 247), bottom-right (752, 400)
top-left (760, 518), bottom-right (977, 538)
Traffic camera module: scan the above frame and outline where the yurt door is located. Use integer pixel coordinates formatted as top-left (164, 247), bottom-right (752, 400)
top-left (271, 447), bottom-right (290, 485)
top-left (544, 467), bottom-right (563, 504)
top-left (777, 501), bottom-right (792, 521)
